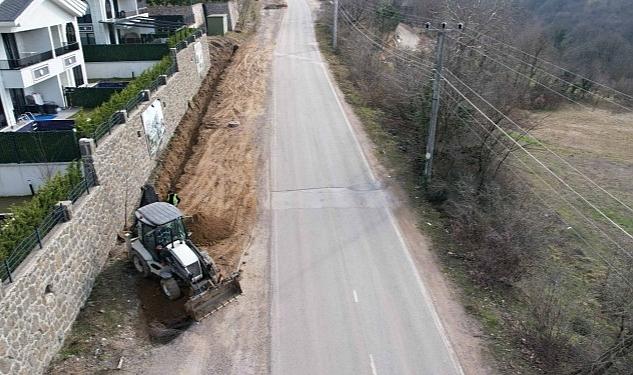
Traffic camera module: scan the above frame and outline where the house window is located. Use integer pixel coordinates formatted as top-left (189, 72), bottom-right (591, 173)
top-left (9, 88), bottom-right (26, 116)
top-left (73, 65), bottom-right (84, 86)
top-left (66, 23), bottom-right (77, 44)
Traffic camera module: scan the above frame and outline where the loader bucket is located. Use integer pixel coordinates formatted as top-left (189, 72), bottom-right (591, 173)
top-left (184, 275), bottom-right (243, 321)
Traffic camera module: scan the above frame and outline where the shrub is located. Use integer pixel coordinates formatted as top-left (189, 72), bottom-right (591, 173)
top-left (168, 27), bottom-right (196, 48)
top-left (0, 162), bottom-right (83, 261)
top-left (74, 55), bottom-right (174, 137)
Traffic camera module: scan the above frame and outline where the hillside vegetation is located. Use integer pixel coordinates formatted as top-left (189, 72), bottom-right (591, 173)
top-left (321, 0), bottom-right (633, 373)
top-left (519, 0), bottom-right (633, 92)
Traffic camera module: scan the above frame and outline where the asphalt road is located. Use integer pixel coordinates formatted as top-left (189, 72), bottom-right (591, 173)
top-left (270, 0), bottom-right (464, 374)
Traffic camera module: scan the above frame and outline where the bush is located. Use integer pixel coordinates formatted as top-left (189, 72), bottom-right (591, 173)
top-left (75, 55), bottom-right (174, 137)
top-left (0, 162), bottom-right (83, 261)
top-left (168, 27), bottom-right (196, 48)
top-left (83, 44), bottom-right (170, 62)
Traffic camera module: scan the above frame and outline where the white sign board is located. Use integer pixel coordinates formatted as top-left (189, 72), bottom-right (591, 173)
top-left (141, 99), bottom-right (166, 156)
top-left (194, 41), bottom-right (205, 77)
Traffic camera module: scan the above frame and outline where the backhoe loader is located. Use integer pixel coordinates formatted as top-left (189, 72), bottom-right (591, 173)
top-left (127, 201), bottom-right (242, 321)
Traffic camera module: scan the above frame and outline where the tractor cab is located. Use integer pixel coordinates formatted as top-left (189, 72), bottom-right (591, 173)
top-left (135, 202), bottom-right (188, 257)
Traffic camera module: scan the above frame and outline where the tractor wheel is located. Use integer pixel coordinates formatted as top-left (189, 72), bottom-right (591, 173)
top-left (131, 252), bottom-right (151, 278)
top-left (160, 278), bottom-right (181, 300)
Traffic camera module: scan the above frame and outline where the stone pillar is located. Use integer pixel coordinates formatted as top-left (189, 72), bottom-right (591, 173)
top-left (79, 138), bottom-right (99, 186)
top-left (57, 201), bottom-right (73, 222)
top-left (170, 48), bottom-right (179, 72)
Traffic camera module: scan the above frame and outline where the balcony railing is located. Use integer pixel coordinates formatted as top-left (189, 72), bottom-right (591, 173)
top-left (54, 42), bottom-right (80, 57)
top-left (0, 50), bottom-right (54, 70)
top-left (0, 42), bottom-right (80, 70)
top-left (117, 7), bottom-right (147, 18)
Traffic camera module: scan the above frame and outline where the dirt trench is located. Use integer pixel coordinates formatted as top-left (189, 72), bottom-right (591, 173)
top-left (152, 35), bottom-right (267, 276)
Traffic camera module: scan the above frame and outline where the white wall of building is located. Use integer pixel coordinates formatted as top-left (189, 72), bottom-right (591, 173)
top-left (86, 60), bottom-right (157, 79)
top-left (0, 162), bottom-right (71, 196)
top-left (0, 1), bottom-right (88, 128)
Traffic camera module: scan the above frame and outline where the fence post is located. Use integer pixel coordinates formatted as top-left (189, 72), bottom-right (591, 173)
top-left (35, 228), bottom-right (43, 249)
top-left (4, 260), bottom-right (12, 283)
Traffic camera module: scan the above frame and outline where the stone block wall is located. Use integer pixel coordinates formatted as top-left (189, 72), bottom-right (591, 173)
top-left (0, 37), bottom-right (211, 375)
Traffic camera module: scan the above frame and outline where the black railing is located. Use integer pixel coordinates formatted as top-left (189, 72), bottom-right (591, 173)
top-left (54, 42), bottom-right (80, 57)
top-left (118, 7), bottom-right (147, 18)
top-left (0, 173), bottom-right (98, 283)
top-left (0, 50), bottom-right (53, 70)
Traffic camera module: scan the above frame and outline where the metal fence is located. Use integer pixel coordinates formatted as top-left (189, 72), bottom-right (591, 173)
top-left (92, 111), bottom-right (126, 145)
top-left (87, 26), bottom-right (203, 146)
top-left (91, 62), bottom-right (175, 145)
top-left (0, 174), bottom-right (95, 283)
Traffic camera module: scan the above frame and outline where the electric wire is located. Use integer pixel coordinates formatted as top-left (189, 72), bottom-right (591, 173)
top-left (445, 35), bottom-right (596, 111)
top-left (441, 76), bottom-right (633, 242)
top-left (442, 90), bottom-right (633, 262)
top-left (460, 28), bottom-right (633, 101)
top-left (443, 69), bottom-right (633, 217)
top-left (442, 91), bottom-right (633, 283)
top-left (337, 3), bottom-right (633, 240)
top-left (452, 36), bottom-right (633, 112)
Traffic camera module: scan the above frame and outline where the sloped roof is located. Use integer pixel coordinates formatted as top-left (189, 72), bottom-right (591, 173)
top-left (0, 0), bottom-right (86, 23)
top-left (0, 0), bottom-right (35, 22)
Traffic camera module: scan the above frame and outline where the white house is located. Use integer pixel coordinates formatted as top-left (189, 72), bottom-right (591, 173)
top-left (0, 0), bottom-right (88, 129)
top-left (79, 0), bottom-right (163, 45)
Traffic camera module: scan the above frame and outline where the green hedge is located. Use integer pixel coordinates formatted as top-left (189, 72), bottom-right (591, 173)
top-left (75, 55), bottom-right (174, 137)
top-left (0, 131), bottom-right (80, 163)
top-left (168, 27), bottom-right (196, 48)
top-left (67, 87), bottom-right (124, 108)
top-left (0, 162), bottom-right (82, 261)
top-left (83, 44), bottom-right (170, 62)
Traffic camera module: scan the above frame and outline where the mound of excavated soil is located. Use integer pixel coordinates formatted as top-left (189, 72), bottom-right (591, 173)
top-left (153, 34), bottom-right (268, 274)
top-left (188, 212), bottom-right (235, 244)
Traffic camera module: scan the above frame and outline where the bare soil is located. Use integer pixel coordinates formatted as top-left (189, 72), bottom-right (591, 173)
top-left (153, 36), bottom-right (269, 275)
top-left (47, 29), bottom-right (266, 373)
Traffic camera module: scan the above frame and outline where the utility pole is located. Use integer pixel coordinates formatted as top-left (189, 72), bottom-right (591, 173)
top-left (423, 22), bottom-right (462, 182)
top-left (333, 0), bottom-right (339, 50)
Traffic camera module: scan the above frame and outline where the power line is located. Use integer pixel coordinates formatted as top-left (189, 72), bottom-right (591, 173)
top-left (441, 75), bottom-right (633, 242)
top-left (442, 90), bottom-right (633, 261)
top-left (442, 91), bottom-right (633, 281)
top-left (460, 28), bottom-right (633, 101)
top-left (338, 7), bottom-right (435, 74)
top-left (338, 3), bottom-right (633, 239)
top-left (455, 36), bottom-right (633, 112)
top-left (443, 69), bottom-right (633, 217)
top-left (446, 35), bottom-right (596, 111)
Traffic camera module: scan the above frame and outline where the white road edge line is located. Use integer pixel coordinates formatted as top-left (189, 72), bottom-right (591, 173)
top-left (309, 3), bottom-right (466, 373)
top-left (369, 354), bottom-right (378, 375)
top-left (315, 46), bottom-right (377, 182)
top-left (353, 289), bottom-right (359, 303)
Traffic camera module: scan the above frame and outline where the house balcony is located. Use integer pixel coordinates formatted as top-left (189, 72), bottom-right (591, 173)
top-left (0, 47), bottom-right (84, 89)
top-left (0, 43), bottom-right (79, 71)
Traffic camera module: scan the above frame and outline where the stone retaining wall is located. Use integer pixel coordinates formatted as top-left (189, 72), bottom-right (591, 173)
top-left (0, 37), bottom-right (211, 375)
